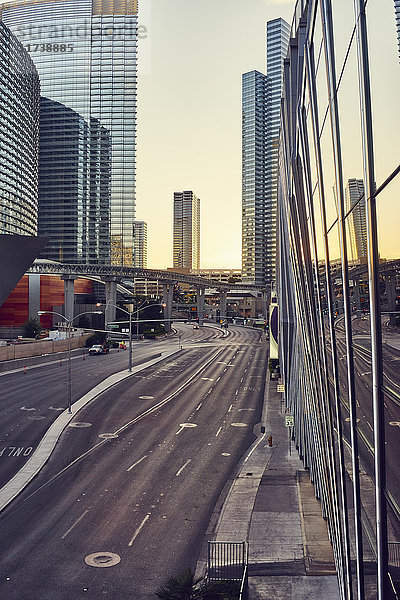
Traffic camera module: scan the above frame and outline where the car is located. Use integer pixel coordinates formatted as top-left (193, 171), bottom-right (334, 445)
top-left (89, 344), bottom-right (109, 355)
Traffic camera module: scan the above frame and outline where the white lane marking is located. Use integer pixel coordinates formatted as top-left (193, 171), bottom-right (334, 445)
top-left (361, 372), bottom-right (371, 377)
top-left (201, 377), bottom-right (214, 381)
top-left (176, 423), bottom-right (197, 435)
top-left (176, 459), bottom-right (191, 477)
top-left (235, 390), bottom-right (239, 396)
top-left (196, 403), bottom-right (202, 411)
top-left (240, 378), bottom-right (244, 383)
top-left (139, 396), bottom-right (154, 400)
top-left (222, 452), bottom-right (231, 456)
top-left (127, 455), bottom-right (148, 472)
top-left (176, 426), bottom-right (184, 435)
top-left (216, 377), bottom-right (221, 382)
top-left (231, 422), bottom-right (248, 427)
top-left (21, 406), bottom-right (36, 412)
top-left (228, 404), bottom-right (233, 412)
top-left (216, 427), bottom-right (222, 437)
top-left (216, 362), bottom-right (227, 365)
top-left (61, 509), bottom-right (89, 540)
top-left (244, 432), bottom-right (266, 463)
top-left (128, 513), bottom-right (151, 546)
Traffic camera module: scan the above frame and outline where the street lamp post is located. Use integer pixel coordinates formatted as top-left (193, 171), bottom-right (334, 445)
top-left (101, 301), bottom-right (166, 372)
top-left (38, 309), bottom-right (102, 414)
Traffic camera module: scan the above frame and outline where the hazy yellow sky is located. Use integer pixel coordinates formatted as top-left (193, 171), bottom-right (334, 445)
top-left (136, 0), bottom-right (399, 269)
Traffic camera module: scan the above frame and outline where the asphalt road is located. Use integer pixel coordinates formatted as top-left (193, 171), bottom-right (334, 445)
top-left (0, 324), bottom-right (267, 599)
top-left (0, 324), bottom-right (224, 488)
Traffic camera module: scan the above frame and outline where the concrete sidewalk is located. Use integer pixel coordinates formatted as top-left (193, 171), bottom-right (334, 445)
top-left (199, 376), bottom-right (341, 600)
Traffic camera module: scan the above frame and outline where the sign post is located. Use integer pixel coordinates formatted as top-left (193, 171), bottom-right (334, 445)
top-left (285, 415), bottom-right (294, 456)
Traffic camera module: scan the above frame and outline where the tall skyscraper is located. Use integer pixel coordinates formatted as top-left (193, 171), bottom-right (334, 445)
top-left (265, 18), bottom-right (290, 283)
top-left (173, 191), bottom-right (200, 270)
top-left (0, 21), bottom-right (40, 236)
top-left (345, 178), bottom-right (368, 262)
top-left (241, 18), bottom-right (290, 286)
top-left (133, 221), bottom-right (147, 268)
top-left (38, 97), bottom-right (111, 264)
top-left (242, 70), bottom-right (269, 285)
top-left (1, 0), bottom-right (137, 266)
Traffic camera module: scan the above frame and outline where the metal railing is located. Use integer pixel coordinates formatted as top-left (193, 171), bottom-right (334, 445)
top-left (207, 541), bottom-right (248, 599)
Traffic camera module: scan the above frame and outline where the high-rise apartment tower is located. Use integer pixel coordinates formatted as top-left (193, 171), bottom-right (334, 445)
top-left (133, 221), bottom-right (147, 269)
top-left (173, 191), bottom-right (200, 270)
top-left (1, 0), bottom-right (137, 266)
top-left (395, 1), bottom-right (400, 60)
top-left (345, 179), bottom-right (367, 262)
top-left (242, 18), bottom-right (290, 286)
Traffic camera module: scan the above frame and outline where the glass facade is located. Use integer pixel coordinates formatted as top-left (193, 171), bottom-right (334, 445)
top-left (241, 20), bottom-right (289, 287)
top-left (39, 97), bottom-right (111, 264)
top-left (241, 70), bottom-right (268, 286)
top-left (0, 21), bottom-right (39, 236)
top-left (173, 191), bottom-right (200, 270)
top-left (0, 0), bottom-right (137, 266)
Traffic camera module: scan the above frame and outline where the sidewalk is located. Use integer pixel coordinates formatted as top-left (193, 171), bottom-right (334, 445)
top-left (199, 376), bottom-right (341, 600)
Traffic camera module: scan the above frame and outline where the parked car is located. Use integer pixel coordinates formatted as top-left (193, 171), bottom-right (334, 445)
top-left (89, 344), bottom-right (109, 355)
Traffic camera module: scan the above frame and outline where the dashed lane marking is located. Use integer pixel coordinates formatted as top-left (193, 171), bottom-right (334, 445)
top-left (61, 510), bottom-right (89, 540)
top-left (128, 514), bottom-right (151, 547)
top-left (176, 459), bottom-right (191, 477)
top-left (127, 455), bottom-right (148, 472)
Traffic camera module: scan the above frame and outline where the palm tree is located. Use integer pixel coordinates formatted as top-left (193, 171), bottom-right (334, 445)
top-left (155, 568), bottom-right (204, 600)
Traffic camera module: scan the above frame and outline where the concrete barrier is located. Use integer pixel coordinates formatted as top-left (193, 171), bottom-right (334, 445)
top-left (0, 335), bottom-right (91, 362)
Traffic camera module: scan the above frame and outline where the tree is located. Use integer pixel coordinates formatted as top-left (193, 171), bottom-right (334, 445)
top-left (22, 317), bottom-right (41, 339)
top-left (156, 568), bottom-right (203, 600)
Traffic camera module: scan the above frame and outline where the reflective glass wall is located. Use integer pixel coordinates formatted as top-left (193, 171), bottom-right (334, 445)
top-left (0, 22), bottom-right (39, 236)
top-left (277, 1), bottom-right (400, 599)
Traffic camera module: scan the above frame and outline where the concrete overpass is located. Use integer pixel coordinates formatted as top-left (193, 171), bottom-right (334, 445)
top-left (28, 261), bottom-right (268, 331)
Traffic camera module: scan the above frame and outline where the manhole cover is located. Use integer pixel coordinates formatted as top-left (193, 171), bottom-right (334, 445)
top-left (98, 433), bottom-right (119, 439)
top-left (69, 422), bottom-right (92, 428)
top-left (231, 423), bottom-right (248, 427)
top-left (139, 396), bottom-right (154, 400)
top-left (84, 552), bottom-right (121, 568)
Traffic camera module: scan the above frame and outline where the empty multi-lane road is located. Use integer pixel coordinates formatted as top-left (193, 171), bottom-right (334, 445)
top-left (0, 324), bottom-right (267, 599)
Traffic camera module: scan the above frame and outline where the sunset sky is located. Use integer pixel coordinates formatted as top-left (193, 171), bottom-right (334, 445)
top-left (136, 0), bottom-right (399, 269)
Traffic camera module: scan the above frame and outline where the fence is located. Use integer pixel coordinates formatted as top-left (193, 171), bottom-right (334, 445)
top-left (207, 541), bottom-right (248, 599)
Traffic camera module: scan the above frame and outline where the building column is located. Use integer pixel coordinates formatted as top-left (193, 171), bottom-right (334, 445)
top-left (353, 278), bottom-right (361, 312)
top-left (262, 291), bottom-right (269, 320)
top-left (162, 284), bottom-right (174, 333)
top-left (61, 275), bottom-right (78, 322)
top-left (28, 274), bottom-right (41, 320)
top-left (219, 291), bottom-right (227, 321)
top-left (103, 278), bottom-right (118, 327)
top-left (197, 286), bottom-right (205, 326)
top-left (385, 274), bottom-right (397, 326)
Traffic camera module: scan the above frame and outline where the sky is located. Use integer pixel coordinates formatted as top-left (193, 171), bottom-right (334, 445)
top-left (137, 0), bottom-right (399, 270)
top-left (137, 0), bottom-right (295, 269)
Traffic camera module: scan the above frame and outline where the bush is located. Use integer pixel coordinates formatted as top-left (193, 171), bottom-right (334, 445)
top-left (22, 317), bottom-right (41, 339)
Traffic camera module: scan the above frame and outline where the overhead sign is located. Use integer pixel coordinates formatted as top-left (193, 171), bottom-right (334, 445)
top-left (285, 415), bottom-right (294, 427)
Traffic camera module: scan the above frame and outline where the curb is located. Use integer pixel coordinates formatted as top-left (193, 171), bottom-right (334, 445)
top-left (0, 348), bottom-right (181, 513)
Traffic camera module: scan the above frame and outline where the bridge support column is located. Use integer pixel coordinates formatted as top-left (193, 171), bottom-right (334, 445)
top-left (61, 275), bottom-right (78, 322)
top-left (197, 286), bottom-right (205, 326)
top-left (162, 284), bottom-right (173, 333)
top-left (103, 278), bottom-right (118, 327)
top-left (385, 274), bottom-right (397, 326)
top-left (219, 291), bottom-right (227, 321)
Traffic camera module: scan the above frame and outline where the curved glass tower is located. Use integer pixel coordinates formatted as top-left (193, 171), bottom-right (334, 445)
top-left (1, 0), bottom-right (137, 266)
top-left (0, 21), bottom-right (40, 236)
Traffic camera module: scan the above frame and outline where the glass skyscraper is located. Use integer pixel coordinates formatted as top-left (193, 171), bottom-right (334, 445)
top-left (242, 18), bottom-right (290, 286)
top-left (173, 191), bottom-right (200, 270)
top-left (1, 0), bottom-right (137, 266)
top-left (0, 21), bottom-right (40, 236)
top-left (242, 70), bottom-right (269, 285)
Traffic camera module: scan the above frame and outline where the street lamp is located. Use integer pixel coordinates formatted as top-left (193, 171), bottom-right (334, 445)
top-left (38, 309), bottom-right (102, 414)
top-left (98, 301), bottom-right (166, 373)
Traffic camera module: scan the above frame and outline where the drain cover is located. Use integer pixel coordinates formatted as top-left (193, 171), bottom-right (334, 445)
top-left (69, 422), bottom-right (92, 428)
top-left (98, 433), bottom-right (119, 439)
top-left (84, 552), bottom-right (121, 568)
